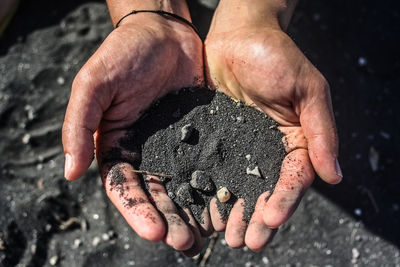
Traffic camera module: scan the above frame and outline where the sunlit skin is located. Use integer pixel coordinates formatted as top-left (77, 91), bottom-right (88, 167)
top-left (62, 0), bottom-right (342, 256)
top-left (204, 0), bottom-right (342, 251)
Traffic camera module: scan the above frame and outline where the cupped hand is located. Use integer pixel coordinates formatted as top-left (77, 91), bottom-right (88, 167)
top-left (205, 23), bottom-right (342, 250)
top-left (62, 14), bottom-right (210, 255)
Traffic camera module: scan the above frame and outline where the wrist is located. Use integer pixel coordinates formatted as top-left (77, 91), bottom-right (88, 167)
top-left (106, 0), bottom-right (191, 27)
top-left (210, 0), bottom-right (297, 33)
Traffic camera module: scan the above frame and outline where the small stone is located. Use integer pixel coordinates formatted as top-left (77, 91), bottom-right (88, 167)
top-left (217, 187), bottom-right (231, 203)
top-left (57, 76), bottom-right (65, 85)
top-left (176, 183), bottom-right (194, 204)
top-left (369, 147), bottom-right (379, 172)
top-left (358, 57), bottom-right (367, 67)
top-left (210, 109), bottom-right (215, 114)
top-left (73, 239), bottom-right (82, 249)
top-left (102, 233), bottom-right (110, 241)
top-left (380, 131), bottom-right (390, 139)
top-left (352, 248), bottom-right (360, 259)
top-left (180, 124), bottom-right (194, 142)
top-left (190, 171), bottom-right (215, 192)
top-left (236, 116), bottom-right (244, 123)
top-left (45, 224), bottom-right (52, 232)
top-left (167, 191), bottom-right (175, 199)
top-left (245, 154), bottom-right (251, 161)
top-left (92, 236), bottom-right (101, 246)
top-left (246, 165), bottom-right (262, 178)
top-left (262, 256), bottom-right (270, 264)
top-left (354, 208), bottom-right (362, 216)
top-left (49, 255), bottom-right (58, 266)
top-left (22, 133), bottom-right (30, 144)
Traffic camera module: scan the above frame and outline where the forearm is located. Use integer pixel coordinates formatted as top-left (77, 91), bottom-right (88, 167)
top-left (211, 0), bottom-right (298, 32)
top-left (106, 0), bottom-right (191, 27)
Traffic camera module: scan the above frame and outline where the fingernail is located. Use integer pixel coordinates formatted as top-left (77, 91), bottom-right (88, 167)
top-left (335, 158), bottom-right (343, 180)
top-left (64, 153), bottom-right (72, 180)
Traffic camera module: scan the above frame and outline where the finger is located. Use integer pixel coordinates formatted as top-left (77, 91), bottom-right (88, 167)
top-left (245, 192), bottom-right (277, 251)
top-left (102, 163), bottom-right (166, 242)
top-left (278, 126), bottom-right (308, 153)
top-left (263, 149), bottom-right (314, 229)
top-left (225, 199), bottom-right (246, 248)
top-left (198, 207), bottom-right (214, 237)
top-left (180, 208), bottom-right (203, 257)
top-left (146, 175), bottom-right (194, 251)
top-left (299, 76), bottom-right (342, 184)
top-left (209, 198), bottom-right (227, 231)
top-left (62, 65), bottom-right (110, 181)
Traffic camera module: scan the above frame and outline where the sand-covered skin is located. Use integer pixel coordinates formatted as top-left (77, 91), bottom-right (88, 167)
top-left (109, 88), bottom-right (286, 224)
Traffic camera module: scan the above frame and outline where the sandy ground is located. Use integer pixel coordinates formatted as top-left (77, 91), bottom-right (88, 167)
top-left (0, 0), bottom-right (399, 266)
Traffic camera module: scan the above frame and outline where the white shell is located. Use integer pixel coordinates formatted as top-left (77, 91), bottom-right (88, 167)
top-left (217, 187), bottom-right (231, 203)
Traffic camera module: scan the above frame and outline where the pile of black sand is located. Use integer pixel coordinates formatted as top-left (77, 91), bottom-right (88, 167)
top-left (111, 87), bottom-right (287, 224)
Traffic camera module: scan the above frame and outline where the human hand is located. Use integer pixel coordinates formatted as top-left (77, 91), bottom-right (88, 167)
top-left (62, 3), bottom-right (208, 255)
top-left (204, 0), bottom-right (342, 251)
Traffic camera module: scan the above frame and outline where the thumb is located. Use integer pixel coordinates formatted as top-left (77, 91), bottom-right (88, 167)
top-left (62, 68), bottom-right (108, 181)
top-left (299, 76), bottom-right (342, 184)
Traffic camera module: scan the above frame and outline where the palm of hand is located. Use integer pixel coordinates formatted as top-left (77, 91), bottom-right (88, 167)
top-left (204, 28), bottom-right (337, 250)
top-left (63, 21), bottom-right (205, 254)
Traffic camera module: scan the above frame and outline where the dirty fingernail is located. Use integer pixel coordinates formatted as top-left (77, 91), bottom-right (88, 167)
top-left (335, 158), bottom-right (343, 181)
top-left (64, 153), bottom-right (72, 180)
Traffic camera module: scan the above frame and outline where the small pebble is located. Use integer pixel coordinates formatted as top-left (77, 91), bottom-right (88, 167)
top-left (180, 124), bottom-right (194, 142)
top-left (352, 248), bottom-right (360, 259)
top-left (57, 76), bottom-right (65, 85)
top-left (22, 134), bottom-right (30, 144)
top-left (354, 208), bottom-right (362, 216)
top-left (246, 165), bottom-right (262, 178)
top-left (369, 147), bottom-right (379, 172)
top-left (102, 233), bottom-right (110, 241)
top-left (245, 154), bottom-right (251, 161)
top-left (167, 191), bottom-right (175, 199)
top-left (379, 131), bottom-right (390, 139)
top-left (190, 170), bottom-right (215, 192)
top-left (358, 57), bottom-right (367, 67)
top-left (49, 255), bottom-right (58, 266)
top-left (236, 116), bottom-right (244, 123)
top-left (73, 239), bottom-right (82, 249)
top-left (217, 187), bottom-right (231, 203)
top-left (92, 236), bottom-right (101, 246)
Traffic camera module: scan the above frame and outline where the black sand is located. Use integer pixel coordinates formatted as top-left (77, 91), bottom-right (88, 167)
top-left (111, 88), bottom-right (286, 224)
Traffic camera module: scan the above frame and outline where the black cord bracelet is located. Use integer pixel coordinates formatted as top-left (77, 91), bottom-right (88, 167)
top-left (115, 10), bottom-right (201, 39)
